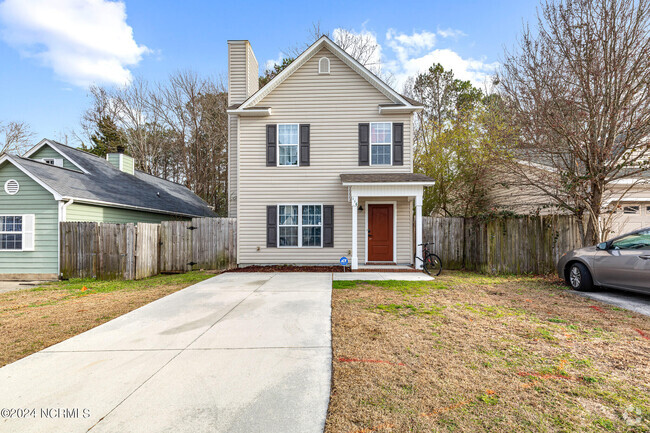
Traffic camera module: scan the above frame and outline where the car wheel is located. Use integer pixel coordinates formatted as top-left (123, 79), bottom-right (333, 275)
top-left (567, 262), bottom-right (594, 291)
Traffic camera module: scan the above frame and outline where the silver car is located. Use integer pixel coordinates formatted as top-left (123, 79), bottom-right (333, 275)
top-left (557, 227), bottom-right (650, 293)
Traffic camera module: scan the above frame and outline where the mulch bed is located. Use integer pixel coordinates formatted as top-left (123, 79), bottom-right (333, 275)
top-left (228, 265), bottom-right (419, 273)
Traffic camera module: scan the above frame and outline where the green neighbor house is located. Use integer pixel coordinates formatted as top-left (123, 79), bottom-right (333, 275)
top-left (0, 139), bottom-right (216, 280)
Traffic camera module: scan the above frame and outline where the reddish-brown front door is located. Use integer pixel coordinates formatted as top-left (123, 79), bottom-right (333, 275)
top-left (368, 204), bottom-right (393, 262)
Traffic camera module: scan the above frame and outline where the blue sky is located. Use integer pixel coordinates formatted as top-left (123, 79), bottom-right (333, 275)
top-left (0, 0), bottom-right (539, 145)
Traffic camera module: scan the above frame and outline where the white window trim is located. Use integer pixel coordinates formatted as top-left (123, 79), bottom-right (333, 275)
top-left (277, 204), bottom-right (323, 248)
top-left (318, 57), bottom-right (330, 74)
top-left (277, 123), bottom-right (300, 167)
top-left (0, 214), bottom-right (34, 252)
top-left (364, 201), bottom-right (397, 264)
top-left (369, 122), bottom-right (392, 166)
top-left (42, 158), bottom-right (56, 165)
top-left (4, 179), bottom-right (19, 195)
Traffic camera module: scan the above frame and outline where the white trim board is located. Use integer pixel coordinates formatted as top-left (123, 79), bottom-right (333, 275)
top-left (364, 200), bottom-right (397, 264)
top-left (23, 139), bottom-right (89, 174)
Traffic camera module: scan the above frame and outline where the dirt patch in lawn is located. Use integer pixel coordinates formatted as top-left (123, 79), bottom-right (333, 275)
top-left (326, 272), bottom-right (650, 432)
top-left (0, 271), bottom-right (215, 367)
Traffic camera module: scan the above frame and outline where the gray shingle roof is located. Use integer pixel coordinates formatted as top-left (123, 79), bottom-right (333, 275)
top-left (340, 173), bottom-right (434, 183)
top-left (9, 141), bottom-right (216, 218)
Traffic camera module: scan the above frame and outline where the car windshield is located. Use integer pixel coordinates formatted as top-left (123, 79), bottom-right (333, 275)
top-left (611, 229), bottom-right (650, 250)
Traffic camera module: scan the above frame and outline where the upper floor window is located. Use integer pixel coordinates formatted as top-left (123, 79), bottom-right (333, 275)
top-left (278, 124), bottom-right (299, 166)
top-left (43, 158), bottom-right (55, 165)
top-left (371, 122), bottom-right (392, 165)
top-left (319, 57), bottom-right (330, 74)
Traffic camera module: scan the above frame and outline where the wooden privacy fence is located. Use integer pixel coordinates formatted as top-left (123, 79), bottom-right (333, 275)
top-left (423, 215), bottom-right (584, 274)
top-left (60, 218), bottom-right (236, 280)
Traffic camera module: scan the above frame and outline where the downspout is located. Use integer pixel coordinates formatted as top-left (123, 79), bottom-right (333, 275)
top-left (62, 198), bottom-right (74, 221)
top-left (58, 199), bottom-right (73, 278)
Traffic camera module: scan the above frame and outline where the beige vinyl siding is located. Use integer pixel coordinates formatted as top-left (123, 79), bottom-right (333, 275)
top-left (65, 203), bottom-right (181, 224)
top-left (28, 145), bottom-right (80, 171)
top-left (237, 46), bottom-right (414, 265)
top-left (228, 41), bottom-right (248, 105)
top-left (228, 114), bottom-right (238, 217)
top-left (246, 42), bottom-right (259, 98)
top-left (0, 162), bottom-right (59, 274)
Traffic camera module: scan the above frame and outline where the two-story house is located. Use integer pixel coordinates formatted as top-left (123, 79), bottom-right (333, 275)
top-left (227, 36), bottom-right (434, 269)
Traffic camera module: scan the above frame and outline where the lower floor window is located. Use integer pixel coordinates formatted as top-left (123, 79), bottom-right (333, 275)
top-left (279, 204), bottom-right (322, 247)
top-left (0, 216), bottom-right (23, 250)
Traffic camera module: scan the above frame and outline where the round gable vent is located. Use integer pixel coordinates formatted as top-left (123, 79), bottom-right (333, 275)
top-left (4, 179), bottom-right (19, 195)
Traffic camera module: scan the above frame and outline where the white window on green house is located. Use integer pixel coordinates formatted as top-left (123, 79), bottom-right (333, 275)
top-left (370, 122), bottom-right (392, 165)
top-left (278, 124), bottom-right (299, 166)
top-left (0, 215), bottom-right (34, 251)
top-left (278, 205), bottom-right (322, 247)
top-left (0, 216), bottom-right (22, 250)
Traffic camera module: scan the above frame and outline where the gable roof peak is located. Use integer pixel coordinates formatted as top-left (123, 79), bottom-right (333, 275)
top-left (230, 35), bottom-right (421, 113)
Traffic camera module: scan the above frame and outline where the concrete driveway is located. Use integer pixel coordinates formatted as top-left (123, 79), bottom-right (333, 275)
top-left (0, 280), bottom-right (45, 294)
top-left (0, 273), bottom-right (332, 433)
top-left (571, 287), bottom-right (650, 317)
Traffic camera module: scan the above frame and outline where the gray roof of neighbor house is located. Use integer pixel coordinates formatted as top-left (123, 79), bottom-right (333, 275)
top-left (6, 140), bottom-right (216, 218)
top-left (340, 173), bottom-right (435, 184)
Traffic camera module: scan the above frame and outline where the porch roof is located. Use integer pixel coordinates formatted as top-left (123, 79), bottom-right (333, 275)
top-left (340, 173), bottom-right (435, 186)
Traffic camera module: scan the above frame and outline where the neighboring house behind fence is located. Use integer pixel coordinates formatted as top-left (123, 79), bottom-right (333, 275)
top-left (0, 139), bottom-right (215, 280)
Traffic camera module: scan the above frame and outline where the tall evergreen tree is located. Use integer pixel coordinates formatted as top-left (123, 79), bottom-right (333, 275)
top-left (82, 116), bottom-right (126, 157)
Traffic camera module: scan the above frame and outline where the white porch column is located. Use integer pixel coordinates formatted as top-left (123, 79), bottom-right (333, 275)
top-left (415, 193), bottom-right (423, 270)
top-left (351, 197), bottom-right (359, 269)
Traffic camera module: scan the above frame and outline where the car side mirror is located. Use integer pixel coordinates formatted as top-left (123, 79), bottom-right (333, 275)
top-left (597, 242), bottom-right (608, 250)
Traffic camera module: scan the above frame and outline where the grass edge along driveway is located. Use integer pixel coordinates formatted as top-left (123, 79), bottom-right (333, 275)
top-left (0, 272), bottom-right (215, 367)
top-left (325, 272), bottom-right (650, 433)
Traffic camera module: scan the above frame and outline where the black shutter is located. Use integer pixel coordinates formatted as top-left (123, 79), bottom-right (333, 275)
top-left (300, 124), bottom-right (310, 166)
top-left (323, 205), bottom-right (334, 247)
top-left (267, 205), bottom-right (277, 247)
top-left (358, 123), bottom-right (370, 166)
top-left (393, 122), bottom-right (403, 166)
top-left (266, 124), bottom-right (277, 167)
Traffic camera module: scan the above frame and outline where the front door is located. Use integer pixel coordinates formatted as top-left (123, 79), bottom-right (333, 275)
top-left (368, 204), bottom-right (393, 262)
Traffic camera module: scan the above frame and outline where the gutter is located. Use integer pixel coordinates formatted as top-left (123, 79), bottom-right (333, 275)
top-left (60, 196), bottom-right (210, 219)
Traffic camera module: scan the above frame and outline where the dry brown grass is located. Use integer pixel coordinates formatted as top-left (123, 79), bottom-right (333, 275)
top-left (0, 272), bottom-right (215, 367)
top-left (326, 272), bottom-right (650, 433)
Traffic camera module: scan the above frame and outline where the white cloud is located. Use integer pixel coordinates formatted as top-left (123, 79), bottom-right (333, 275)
top-left (436, 27), bottom-right (467, 39)
top-left (383, 29), bottom-right (497, 90)
top-left (392, 48), bottom-right (499, 90)
top-left (0, 0), bottom-right (150, 87)
top-left (265, 52), bottom-right (285, 70)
